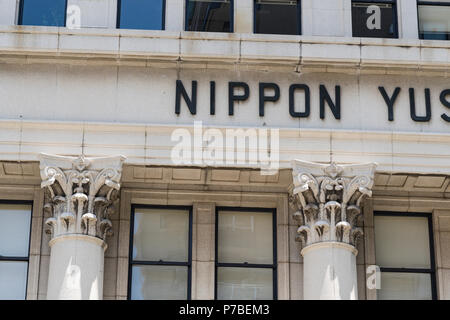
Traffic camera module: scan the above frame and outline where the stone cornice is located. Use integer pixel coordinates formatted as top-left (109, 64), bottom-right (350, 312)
top-left (39, 153), bottom-right (126, 240)
top-left (1, 120), bottom-right (450, 175)
top-left (0, 26), bottom-right (449, 75)
top-left (290, 160), bottom-right (377, 248)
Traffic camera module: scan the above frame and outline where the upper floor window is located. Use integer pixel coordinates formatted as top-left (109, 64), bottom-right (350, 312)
top-left (418, 1), bottom-right (450, 40)
top-left (351, 0), bottom-right (398, 38)
top-left (254, 0), bottom-right (301, 35)
top-left (129, 205), bottom-right (192, 300)
top-left (185, 0), bottom-right (233, 32)
top-left (215, 208), bottom-right (277, 300)
top-left (117, 0), bottom-right (165, 30)
top-left (374, 212), bottom-right (436, 300)
top-left (0, 202), bottom-right (32, 300)
top-left (19, 0), bottom-right (67, 27)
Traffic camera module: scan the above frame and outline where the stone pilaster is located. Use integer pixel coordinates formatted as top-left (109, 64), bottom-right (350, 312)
top-left (290, 160), bottom-right (377, 300)
top-left (39, 153), bottom-right (125, 300)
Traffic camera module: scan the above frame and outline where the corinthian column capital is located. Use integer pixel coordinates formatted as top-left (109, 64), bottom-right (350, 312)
top-left (39, 153), bottom-right (126, 241)
top-left (290, 160), bottom-right (377, 249)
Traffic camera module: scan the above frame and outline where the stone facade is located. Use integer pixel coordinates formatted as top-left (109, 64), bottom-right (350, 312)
top-left (0, 0), bottom-right (449, 300)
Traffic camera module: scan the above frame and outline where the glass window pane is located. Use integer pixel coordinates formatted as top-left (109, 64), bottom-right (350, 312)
top-left (418, 5), bottom-right (450, 40)
top-left (133, 208), bottom-right (189, 262)
top-left (378, 272), bottom-right (432, 300)
top-left (20, 0), bottom-right (66, 27)
top-left (186, 0), bottom-right (232, 32)
top-left (217, 267), bottom-right (273, 300)
top-left (255, 0), bottom-right (300, 35)
top-left (0, 204), bottom-right (32, 257)
top-left (130, 265), bottom-right (188, 300)
top-left (0, 261), bottom-right (28, 300)
top-left (352, 2), bottom-right (397, 38)
top-left (218, 210), bottom-right (273, 264)
top-left (119, 0), bottom-right (164, 30)
top-left (374, 215), bottom-right (430, 269)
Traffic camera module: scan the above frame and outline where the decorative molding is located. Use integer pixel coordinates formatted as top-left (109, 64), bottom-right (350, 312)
top-left (1, 120), bottom-right (450, 175)
top-left (0, 26), bottom-right (449, 75)
top-left (39, 153), bottom-right (126, 241)
top-left (290, 160), bottom-right (377, 249)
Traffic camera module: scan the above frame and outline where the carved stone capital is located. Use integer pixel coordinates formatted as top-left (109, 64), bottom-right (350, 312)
top-left (39, 153), bottom-right (126, 241)
top-left (291, 160), bottom-right (377, 249)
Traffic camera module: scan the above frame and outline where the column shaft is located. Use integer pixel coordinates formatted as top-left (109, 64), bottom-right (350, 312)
top-left (302, 242), bottom-right (358, 300)
top-left (47, 235), bottom-right (106, 300)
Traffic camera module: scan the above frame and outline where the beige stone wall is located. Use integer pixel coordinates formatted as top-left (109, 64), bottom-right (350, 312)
top-left (433, 210), bottom-right (450, 299)
top-left (1, 162), bottom-right (449, 300)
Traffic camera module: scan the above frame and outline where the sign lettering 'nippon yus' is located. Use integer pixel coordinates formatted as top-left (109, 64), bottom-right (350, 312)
top-left (175, 80), bottom-right (450, 123)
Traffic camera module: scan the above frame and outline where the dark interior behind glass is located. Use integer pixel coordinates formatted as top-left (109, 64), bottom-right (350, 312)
top-left (186, 0), bottom-right (232, 32)
top-left (255, 0), bottom-right (300, 35)
top-left (352, 2), bottom-right (397, 38)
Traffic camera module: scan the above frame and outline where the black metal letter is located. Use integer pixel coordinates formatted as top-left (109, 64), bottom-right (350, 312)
top-left (289, 84), bottom-right (310, 118)
top-left (440, 89), bottom-right (450, 122)
top-left (378, 87), bottom-right (401, 121)
top-left (320, 85), bottom-right (341, 120)
top-left (175, 80), bottom-right (197, 115)
top-left (259, 83), bottom-right (280, 117)
top-left (229, 82), bottom-right (250, 116)
top-left (210, 81), bottom-right (216, 115)
top-left (409, 88), bottom-right (431, 122)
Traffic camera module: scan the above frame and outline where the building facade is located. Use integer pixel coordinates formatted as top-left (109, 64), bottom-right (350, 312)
top-left (0, 0), bottom-right (449, 300)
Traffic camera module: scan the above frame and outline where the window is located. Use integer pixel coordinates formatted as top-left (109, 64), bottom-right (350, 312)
top-left (215, 208), bottom-right (277, 300)
top-left (19, 0), bottom-right (67, 27)
top-left (351, 1), bottom-right (398, 38)
top-left (0, 202), bottom-right (32, 300)
top-left (418, 2), bottom-right (450, 40)
top-left (374, 212), bottom-right (436, 300)
top-left (128, 205), bottom-right (192, 300)
top-left (185, 0), bottom-right (233, 32)
top-left (117, 0), bottom-right (165, 30)
top-left (254, 0), bottom-right (301, 35)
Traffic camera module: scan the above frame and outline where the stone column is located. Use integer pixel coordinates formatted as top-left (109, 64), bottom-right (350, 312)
top-left (39, 153), bottom-right (125, 300)
top-left (290, 160), bottom-right (376, 300)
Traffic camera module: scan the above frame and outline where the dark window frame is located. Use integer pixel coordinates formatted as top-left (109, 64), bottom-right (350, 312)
top-left (373, 211), bottom-right (437, 300)
top-left (253, 0), bottom-right (302, 35)
top-left (0, 200), bottom-right (34, 300)
top-left (417, 1), bottom-right (450, 40)
top-left (116, 0), bottom-right (166, 30)
top-left (351, 0), bottom-right (399, 39)
top-left (18, 0), bottom-right (68, 27)
top-left (128, 204), bottom-right (193, 300)
top-left (214, 206), bottom-right (277, 300)
top-left (184, 0), bottom-right (234, 33)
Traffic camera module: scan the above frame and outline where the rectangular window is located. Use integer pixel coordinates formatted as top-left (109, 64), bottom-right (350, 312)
top-left (215, 207), bottom-right (277, 300)
top-left (418, 2), bottom-right (450, 40)
top-left (185, 0), bottom-right (233, 32)
top-left (19, 0), bottom-right (67, 27)
top-left (254, 0), bottom-right (301, 35)
top-left (117, 0), bottom-right (165, 30)
top-left (374, 212), bottom-right (436, 300)
top-left (351, 0), bottom-right (398, 38)
top-left (128, 205), bottom-right (192, 300)
top-left (0, 202), bottom-right (32, 300)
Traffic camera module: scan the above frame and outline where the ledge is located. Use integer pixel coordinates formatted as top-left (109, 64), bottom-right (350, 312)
top-left (0, 26), bottom-right (449, 75)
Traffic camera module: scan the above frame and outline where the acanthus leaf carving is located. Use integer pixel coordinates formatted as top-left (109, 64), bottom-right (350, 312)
top-left (291, 160), bottom-right (376, 248)
top-left (39, 153), bottom-right (125, 241)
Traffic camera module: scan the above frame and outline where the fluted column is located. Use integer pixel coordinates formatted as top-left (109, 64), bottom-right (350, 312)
top-left (290, 160), bottom-right (376, 300)
top-left (39, 153), bottom-right (125, 300)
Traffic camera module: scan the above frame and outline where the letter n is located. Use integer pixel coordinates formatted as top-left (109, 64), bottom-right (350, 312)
top-left (320, 85), bottom-right (341, 120)
top-left (176, 80), bottom-right (197, 115)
